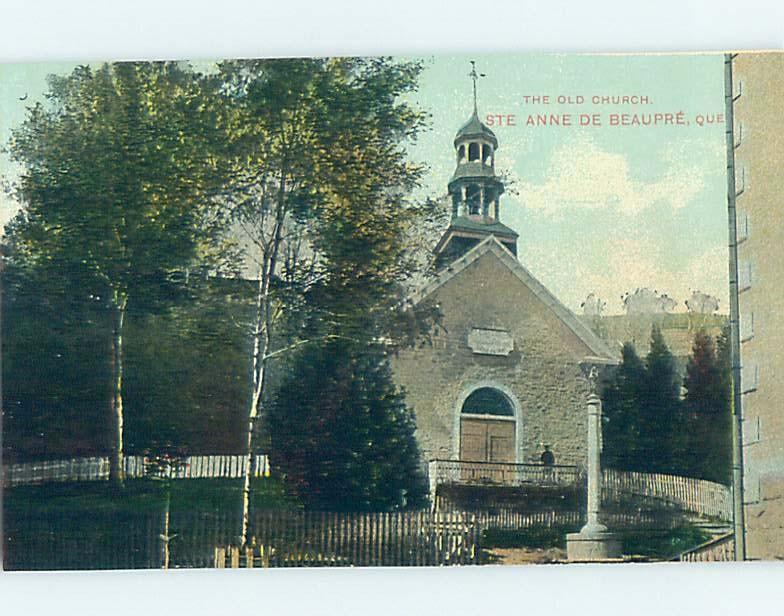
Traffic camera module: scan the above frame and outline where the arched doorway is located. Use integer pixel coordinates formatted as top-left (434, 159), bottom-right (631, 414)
top-left (459, 387), bottom-right (516, 463)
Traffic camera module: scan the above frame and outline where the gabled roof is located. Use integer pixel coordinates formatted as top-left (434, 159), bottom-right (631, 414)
top-left (433, 217), bottom-right (518, 257)
top-left (412, 235), bottom-right (619, 363)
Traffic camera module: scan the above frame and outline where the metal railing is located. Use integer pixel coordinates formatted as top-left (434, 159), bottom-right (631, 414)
top-left (428, 459), bottom-right (583, 494)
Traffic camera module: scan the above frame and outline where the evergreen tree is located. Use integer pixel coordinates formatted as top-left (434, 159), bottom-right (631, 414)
top-left (683, 328), bottom-right (732, 484)
top-left (602, 326), bottom-right (689, 475)
top-left (266, 340), bottom-right (427, 511)
top-left (639, 325), bottom-right (686, 475)
top-left (1, 266), bottom-right (255, 461)
top-left (601, 343), bottom-right (645, 471)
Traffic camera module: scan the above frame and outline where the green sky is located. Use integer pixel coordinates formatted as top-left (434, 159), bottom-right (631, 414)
top-left (0, 54), bottom-right (729, 314)
top-left (407, 53), bottom-right (728, 314)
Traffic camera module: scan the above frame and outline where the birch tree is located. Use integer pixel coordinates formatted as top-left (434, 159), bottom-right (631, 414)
top-left (217, 58), bottom-right (435, 543)
top-left (217, 59), bottom-right (323, 544)
top-left (6, 62), bottom-right (227, 483)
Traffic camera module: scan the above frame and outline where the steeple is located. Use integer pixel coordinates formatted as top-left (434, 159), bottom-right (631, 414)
top-left (434, 62), bottom-right (518, 269)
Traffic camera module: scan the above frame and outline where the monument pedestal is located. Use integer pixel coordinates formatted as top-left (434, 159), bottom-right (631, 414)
top-left (566, 524), bottom-right (622, 562)
top-left (567, 374), bottom-right (623, 562)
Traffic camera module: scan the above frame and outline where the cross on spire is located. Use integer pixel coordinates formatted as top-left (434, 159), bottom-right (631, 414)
top-left (469, 60), bottom-right (486, 115)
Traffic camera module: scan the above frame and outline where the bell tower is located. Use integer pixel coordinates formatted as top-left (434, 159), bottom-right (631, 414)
top-left (434, 61), bottom-right (518, 269)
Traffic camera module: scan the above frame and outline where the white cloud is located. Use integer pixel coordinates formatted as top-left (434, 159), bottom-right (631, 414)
top-left (522, 235), bottom-right (728, 316)
top-left (517, 135), bottom-right (706, 217)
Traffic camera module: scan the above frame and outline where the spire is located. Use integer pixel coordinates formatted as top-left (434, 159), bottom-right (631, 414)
top-left (468, 60), bottom-right (485, 115)
top-left (434, 63), bottom-right (516, 268)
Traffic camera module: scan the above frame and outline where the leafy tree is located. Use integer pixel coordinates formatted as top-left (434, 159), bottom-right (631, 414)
top-left (266, 340), bottom-right (427, 511)
top-left (5, 62), bottom-right (228, 482)
top-left (682, 328), bottom-right (732, 483)
top-left (212, 58), bottom-right (437, 535)
top-left (2, 260), bottom-right (256, 461)
top-left (122, 277), bottom-right (256, 454)
top-left (1, 257), bottom-right (110, 461)
top-left (213, 58), bottom-right (330, 542)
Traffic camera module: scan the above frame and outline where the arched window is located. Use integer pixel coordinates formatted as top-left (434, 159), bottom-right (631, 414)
top-left (459, 387), bottom-right (516, 464)
top-left (468, 142), bottom-right (480, 161)
top-left (457, 144), bottom-right (466, 163)
top-left (461, 387), bottom-right (514, 416)
top-left (482, 144), bottom-right (493, 165)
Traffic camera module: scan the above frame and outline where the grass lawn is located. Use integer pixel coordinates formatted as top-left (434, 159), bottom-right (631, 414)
top-left (4, 477), bottom-right (299, 517)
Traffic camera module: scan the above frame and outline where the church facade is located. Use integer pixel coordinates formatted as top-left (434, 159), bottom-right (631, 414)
top-left (393, 105), bottom-right (618, 471)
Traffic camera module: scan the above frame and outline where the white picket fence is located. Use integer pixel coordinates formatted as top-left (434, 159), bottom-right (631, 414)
top-left (3, 454), bottom-right (269, 488)
top-left (603, 469), bottom-right (732, 522)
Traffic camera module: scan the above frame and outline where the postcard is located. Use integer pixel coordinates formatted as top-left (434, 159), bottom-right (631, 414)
top-left (1, 51), bottom-right (781, 570)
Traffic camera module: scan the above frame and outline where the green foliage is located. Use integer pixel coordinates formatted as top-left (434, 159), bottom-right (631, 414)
top-left (4, 58), bottom-right (438, 507)
top-left (602, 326), bottom-right (686, 475)
top-left (2, 273), bottom-right (255, 461)
top-left (639, 325), bottom-right (687, 475)
top-left (682, 327), bottom-right (732, 483)
top-left (4, 478), bottom-right (296, 516)
top-left (619, 525), bottom-right (710, 560)
top-left (1, 260), bottom-right (110, 460)
top-left (4, 62), bottom-right (232, 478)
top-left (602, 325), bottom-right (732, 484)
top-left (7, 62), bottom-right (231, 299)
top-left (266, 340), bottom-right (428, 511)
top-left (122, 278), bottom-right (255, 454)
top-left (602, 343), bottom-right (645, 470)
top-left (219, 58), bottom-right (437, 512)
top-left (481, 526), bottom-right (576, 549)
top-left (216, 57), bottom-right (436, 348)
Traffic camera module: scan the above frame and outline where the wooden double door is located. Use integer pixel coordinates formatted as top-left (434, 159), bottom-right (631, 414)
top-left (459, 417), bottom-right (515, 463)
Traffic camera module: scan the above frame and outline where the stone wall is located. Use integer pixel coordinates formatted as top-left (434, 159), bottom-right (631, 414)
top-left (733, 51), bottom-right (784, 561)
top-left (393, 250), bottom-right (596, 468)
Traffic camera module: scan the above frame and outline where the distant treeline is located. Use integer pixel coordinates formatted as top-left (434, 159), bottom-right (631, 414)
top-left (601, 325), bottom-right (732, 485)
top-left (2, 273), bottom-right (256, 462)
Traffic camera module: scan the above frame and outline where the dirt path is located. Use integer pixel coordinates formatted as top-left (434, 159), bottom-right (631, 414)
top-left (486, 547), bottom-right (567, 565)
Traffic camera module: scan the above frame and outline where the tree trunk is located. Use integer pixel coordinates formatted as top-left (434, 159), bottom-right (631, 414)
top-left (241, 173), bottom-right (288, 546)
top-left (109, 296), bottom-right (127, 485)
top-left (241, 273), bottom-right (270, 546)
top-left (162, 486), bottom-right (171, 570)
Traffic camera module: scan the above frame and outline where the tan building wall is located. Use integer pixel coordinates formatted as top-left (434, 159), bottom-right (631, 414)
top-left (393, 248), bottom-right (596, 468)
top-left (732, 52), bottom-right (784, 560)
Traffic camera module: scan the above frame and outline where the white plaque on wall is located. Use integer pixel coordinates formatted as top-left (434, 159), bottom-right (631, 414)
top-left (467, 328), bottom-right (514, 356)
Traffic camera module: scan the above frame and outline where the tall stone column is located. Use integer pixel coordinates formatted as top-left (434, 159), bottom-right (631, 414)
top-left (567, 365), bottom-right (622, 561)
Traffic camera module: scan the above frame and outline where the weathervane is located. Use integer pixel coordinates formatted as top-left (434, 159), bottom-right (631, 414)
top-left (469, 60), bottom-right (486, 115)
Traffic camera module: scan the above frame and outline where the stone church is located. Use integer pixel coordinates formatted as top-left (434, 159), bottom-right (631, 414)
top-left (392, 104), bottom-right (618, 471)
